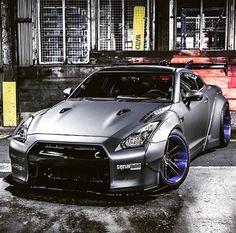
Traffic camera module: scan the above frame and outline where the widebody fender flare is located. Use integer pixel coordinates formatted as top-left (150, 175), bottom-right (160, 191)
top-left (204, 95), bottom-right (229, 150)
top-left (145, 111), bottom-right (183, 171)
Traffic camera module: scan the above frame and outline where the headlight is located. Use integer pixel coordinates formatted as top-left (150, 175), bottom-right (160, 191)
top-left (120, 122), bottom-right (160, 149)
top-left (13, 116), bottom-right (34, 143)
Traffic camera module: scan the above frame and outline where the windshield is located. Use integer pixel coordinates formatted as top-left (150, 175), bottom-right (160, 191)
top-left (70, 72), bottom-right (174, 102)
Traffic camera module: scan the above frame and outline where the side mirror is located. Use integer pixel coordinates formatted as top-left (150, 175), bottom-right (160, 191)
top-left (185, 91), bottom-right (203, 102)
top-left (63, 88), bottom-right (73, 98)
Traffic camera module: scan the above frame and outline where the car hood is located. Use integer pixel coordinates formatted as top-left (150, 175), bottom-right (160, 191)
top-left (29, 100), bottom-right (171, 138)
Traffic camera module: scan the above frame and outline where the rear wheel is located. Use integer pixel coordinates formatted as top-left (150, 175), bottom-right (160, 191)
top-left (220, 104), bottom-right (231, 147)
top-left (160, 130), bottom-right (190, 189)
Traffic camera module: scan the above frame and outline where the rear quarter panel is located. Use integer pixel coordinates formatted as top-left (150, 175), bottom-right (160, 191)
top-left (204, 85), bottom-right (228, 150)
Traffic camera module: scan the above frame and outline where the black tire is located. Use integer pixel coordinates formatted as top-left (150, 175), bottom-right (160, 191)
top-left (160, 130), bottom-right (190, 189)
top-left (220, 104), bottom-right (231, 147)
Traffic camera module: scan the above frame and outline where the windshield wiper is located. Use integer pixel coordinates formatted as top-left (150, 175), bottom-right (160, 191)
top-left (116, 95), bottom-right (171, 103)
top-left (70, 97), bottom-right (115, 101)
top-left (116, 95), bottom-right (151, 100)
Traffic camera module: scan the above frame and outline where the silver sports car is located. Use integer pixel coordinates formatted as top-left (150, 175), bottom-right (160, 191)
top-left (7, 65), bottom-right (231, 193)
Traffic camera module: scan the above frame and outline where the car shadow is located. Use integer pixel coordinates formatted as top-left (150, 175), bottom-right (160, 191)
top-left (190, 148), bottom-right (216, 163)
top-left (5, 184), bottom-right (173, 207)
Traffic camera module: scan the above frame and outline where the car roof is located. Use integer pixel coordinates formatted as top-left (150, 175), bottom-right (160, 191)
top-left (98, 65), bottom-right (177, 73)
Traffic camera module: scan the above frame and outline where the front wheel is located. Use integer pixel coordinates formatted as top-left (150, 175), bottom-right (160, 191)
top-left (160, 130), bottom-right (190, 189)
top-left (220, 104), bottom-right (231, 147)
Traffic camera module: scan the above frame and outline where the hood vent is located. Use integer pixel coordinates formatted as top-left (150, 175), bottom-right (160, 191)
top-left (117, 108), bottom-right (131, 116)
top-left (59, 108), bottom-right (72, 114)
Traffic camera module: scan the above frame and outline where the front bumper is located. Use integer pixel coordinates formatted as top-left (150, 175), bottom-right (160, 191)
top-left (9, 134), bottom-right (166, 193)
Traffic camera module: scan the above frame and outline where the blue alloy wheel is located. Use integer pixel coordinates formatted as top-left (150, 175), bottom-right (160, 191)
top-left (220, 104), bottom-right (231, 147)
top-left (223, 108), bottom-right (231, 143)
top-left (160, 131), bottom-right (189, 187)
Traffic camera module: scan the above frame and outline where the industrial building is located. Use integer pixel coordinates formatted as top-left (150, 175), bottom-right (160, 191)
top-left (0, 0), bottom-right (236, 126)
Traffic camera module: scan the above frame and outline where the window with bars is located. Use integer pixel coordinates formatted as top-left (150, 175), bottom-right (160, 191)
top-left (174, 0), bottom-right (226, 50)
top-left (39, 0), bottom-right (89, 64)
top-left (98, 0), bottom-right (122, 50)
top-left (98, 0), bottom-right (150, 51)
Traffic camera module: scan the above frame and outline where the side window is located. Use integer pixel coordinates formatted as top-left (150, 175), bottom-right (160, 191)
top-left (180, 73), bottom-right (198, 91)
top-left (196, 75), bottom-right (205, 90)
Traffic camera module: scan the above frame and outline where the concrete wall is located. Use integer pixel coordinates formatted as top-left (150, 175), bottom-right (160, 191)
top-left (18, 66), bottom-right (98, 113)
top-left (0, 0), bottom-right (17, 125)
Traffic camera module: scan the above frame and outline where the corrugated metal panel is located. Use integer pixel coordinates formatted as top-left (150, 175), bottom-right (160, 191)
top-left (18, 22), bottom-right (33, 66)
top-left (0, 1), bottom-right (2, 68)
top-left (17, 0), bottom-right (32, 18)
top-left (17, 0), bottom-right (33, 66)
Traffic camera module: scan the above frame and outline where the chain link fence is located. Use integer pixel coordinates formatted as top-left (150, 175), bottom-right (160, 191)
top-left (98, 0), bottom-right (149, 51)
top-left (176, 15), bottom-right (226, 50)
top-left (40, 0), bottom-right (64, 63)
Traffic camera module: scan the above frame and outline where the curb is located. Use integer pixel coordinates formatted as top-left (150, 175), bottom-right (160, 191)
top-left (0, 127), bottom-right (15, 138)
top-left (0, 135), bottom-right (10, 139)
top-left (0, 163), bottom-right (11, 173)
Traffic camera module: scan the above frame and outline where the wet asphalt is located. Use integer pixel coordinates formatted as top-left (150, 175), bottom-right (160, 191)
top-left (0, 138), bottom-right (235, 233)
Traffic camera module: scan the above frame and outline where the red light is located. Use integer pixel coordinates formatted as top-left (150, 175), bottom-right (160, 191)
top-left (160, 75), bottom-right (170, 81)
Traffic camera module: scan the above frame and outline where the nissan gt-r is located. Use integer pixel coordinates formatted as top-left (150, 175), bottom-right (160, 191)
top-left (7, 65), bottom-right (231, 193)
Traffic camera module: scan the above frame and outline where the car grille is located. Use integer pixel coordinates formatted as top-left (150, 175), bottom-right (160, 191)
top-left (27, 143), bottom-right (110, 191)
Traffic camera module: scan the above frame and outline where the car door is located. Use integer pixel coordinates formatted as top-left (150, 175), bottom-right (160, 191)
top-left (179, 72), bottom-right (210, 153)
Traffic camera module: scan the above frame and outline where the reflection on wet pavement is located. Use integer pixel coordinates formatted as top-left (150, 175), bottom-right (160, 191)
top-left (0, 167), bottom-right (235, 233)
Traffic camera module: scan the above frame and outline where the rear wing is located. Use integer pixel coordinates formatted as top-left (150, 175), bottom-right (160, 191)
top-left (159, 60), bottom-right (228, 76)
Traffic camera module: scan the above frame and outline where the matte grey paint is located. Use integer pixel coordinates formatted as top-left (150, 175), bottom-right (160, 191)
top-left (9, 66), bottom-right (229, 192)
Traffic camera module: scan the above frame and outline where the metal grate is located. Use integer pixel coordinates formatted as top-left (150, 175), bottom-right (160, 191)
top-left (98, 0), bottom-right (122, 50)
top-left (175, 1), bottom-right (226, 51)
top-left (176, 16), bottom-right (201, 49)
top-left (176, 15), bottom-right (226, 50)
top-left (203, 16), bottom-right (226, 50)
top-left (98, 0), bottom-right (149, 51)
top-left (28, 143), bottom-right (110, 191)
top-left (39, 0), bottom-right (89, 64)
top-left (65, 0), bottom-right (89, 63)
top-left (40, 0), bottom-right (64, 63)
